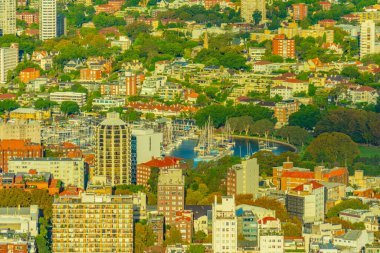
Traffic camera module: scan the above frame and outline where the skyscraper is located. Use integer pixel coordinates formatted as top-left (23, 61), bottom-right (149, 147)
top-left (360, 20), bottom-right (376, 59)
top-left (95, 112), bottom-right (132, 185)
top-left (241, 0), bottom-right (266, 23)
top-left (0, 0), bottom-right (16, 35)
top-left (39, 0), bottom-right (57, 40)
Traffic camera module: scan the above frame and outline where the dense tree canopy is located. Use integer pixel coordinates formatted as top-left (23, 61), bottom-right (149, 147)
top-left (60, 101), bottom-right (80, 115)
top-left (289, 105), bottom-right (322, 130)
top-left (305, 132), bottom-right (360, 166)
top-left (0, 99), bottom-right (20, 113)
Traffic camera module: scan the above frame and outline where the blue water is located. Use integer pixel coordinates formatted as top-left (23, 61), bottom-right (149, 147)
top-left (170, 138), bottom-right (293, 161)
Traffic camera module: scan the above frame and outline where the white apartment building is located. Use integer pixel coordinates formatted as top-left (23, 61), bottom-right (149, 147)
top-left (0, 46), bottom-right (18, 84)
top-left (0, 0), bottom-right (16, 35)
top-left (110, 36), bottom-right (132, 52)
top-left (227, 158), bottom-right (260, 198)
top-left (131, 128), bottom-right (162, 164)
top-left (258, 217), bottom-right (284, 253)
top-left (0, 205), bottom-right (39, 236)
top-left (39, 0), bottom-right (57, 40)
top-left (92, 97), bottom-right (125, 110)
top-left (49, 92), bottom-right (86, 106)
top-left (212, 196), bottom-right (237, 253)
top-left (8, 157), bottom-right (86, 189)
top-left (140, 76), bottom-right (167, 96)
top-left (0, 119), bottom-right (41, 143)
top-left (360, 20), bottom-right (376, 59)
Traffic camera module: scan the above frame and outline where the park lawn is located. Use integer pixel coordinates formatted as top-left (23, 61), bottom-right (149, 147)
top-left (358, 145), bottom-right (380, 158)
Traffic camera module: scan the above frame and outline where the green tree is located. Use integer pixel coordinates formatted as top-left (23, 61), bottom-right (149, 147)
top-left (252, 10), bottom-right (262, 25)
top-left (60, 101), bottom-right (80, 115)
top-left (34, 98), bottom-right (57, 110)
top-left (275, 126), bottom-right (311, 146)
top-left (326, 199), bottom-right (368, 218)
top-left (134, 223), bottom-right (156, 253)
top-left (165, 226), bottom-right (183, 246)
top-left (70, 83), bottom-right (88, 94)
top-left (305, 132), bottom-right (359, 166)
top-left (0, 99), bottom-right (20, 113)
top-left (288, 105), bottom-right (321, 130)
top-left (250, 119), bottom-right (274, 136)
top-left (187, 245), bottom-right (206, 253)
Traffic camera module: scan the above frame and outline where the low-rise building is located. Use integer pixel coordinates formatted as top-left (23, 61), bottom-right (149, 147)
top-left (0, 205), bottom-right (39, 236)
top-left (274, 100), bottom-right (300, 128)
top-left (0, 230), bottom-right (36, 253)
top-left (0, 119), bottom-right (41, 143)
top-left (333, 230), bottom-right (373, 252)
top-left (258, 217), bottom-right (284, 253)
top-left (20, 68), bottom-right (40, 84)
top-left (49, 92), bottom-right (86, 107)
top-left (8, 157), bottom-right (86, 189)
top-left (173, 210), bottom-right (193, 244)
top-left (339, 209), bottom-right (372, 223)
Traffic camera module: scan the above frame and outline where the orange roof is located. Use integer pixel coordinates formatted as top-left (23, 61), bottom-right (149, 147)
top-left (62, 142), bottom-right (79, 148)
top-left (139, 156), bottom-right (183, 168)
top-left (292, 181), bottom-right (324, 191)
top-left (59, 187), bottom-right (84, 196)
top-left (188, 92), bottom-right (199, 99)
top-left (0, 140), bottom-right (42, 151)
top-left (282, 171), bottom-right (315, 179)
top-left (323, 168), bottom-right (347, 179)
top-left (0, 93), bottom-right (17, 100)
top-left (21, 68), bottom-right (38, 73)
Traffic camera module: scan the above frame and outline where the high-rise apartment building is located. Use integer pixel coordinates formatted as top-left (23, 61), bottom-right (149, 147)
top-left (241, 0), bottom-right (266, 23)
top-left (0, 0), bottom-right (16, 35)
top-left (52, 193), bottom-right (134, 253)
top-left (39, 0), bottom-right (57, 40)
top-left (95, 112), bottom-right (131, 185)
top-left (292, 3), bottom-right (308, 21)
top-left (272, 35), bottom-right (296, 59)
top-left (212, 196), bottom-right (237, 253)
top-left (125, 71), bottom-right (137, 96)
top-left (360, 20), bottom-right (376, 59)
top-left (227, 158), bottom-right (260, 198)
top-left (157, 168), bottom-right (185, 225)
top-left (56, 14), bottom-right (66, 37)
top-left (0, 46), bottom-right (18, 84)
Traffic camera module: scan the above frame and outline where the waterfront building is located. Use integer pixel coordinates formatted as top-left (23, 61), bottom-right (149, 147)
top-left (52, 193), bottom-right (133, 252)
top-left (131, 128), bottom-right (163, 184)
top-left (95, 112), bottom-right (131, 185)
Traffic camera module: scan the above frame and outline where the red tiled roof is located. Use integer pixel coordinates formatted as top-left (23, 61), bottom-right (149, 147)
top-left (282, 171), bottom-right (315, 179)
top-left (292, 181), bottom-right (324, 191)
top-left (0, 93), bottom-right (16, 100)
top-left (139, 156), bottom-right (183, 168)
top-left (0, 140), bottom-right (42, 151)
top-left (323, 167), bottom-right (348, 179)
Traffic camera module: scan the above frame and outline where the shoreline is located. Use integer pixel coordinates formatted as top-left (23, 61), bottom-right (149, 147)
top-left (231, 135), bottom-right (298, 153)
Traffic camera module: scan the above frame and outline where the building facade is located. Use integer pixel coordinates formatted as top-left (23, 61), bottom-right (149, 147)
top-left (212, 196), bottom-right (237, 253)
top-left (360, 20), bottom-right (376, 59)
top-left (8, 157), bottom-right (86, 189)
top-left (52, 193), bottom-right (133, 253)
top-left (50, 92), bottom-right (86, 107)
top-left (0, 140), bottom-right (43, 173)
top-left (0, 119), bottom-right (41, 143)
top-left (95, 112), bottom-right (131, 185)
top-left (157, 168), bottom-right (185, 225)
top-left (0, 0), bottom-right (16, 35)
top-left (272, 35), bottom-right (296, 59)
top-left (227, 158), bottom-right (260, 198)
top-left (0, 46), bottom-right (18, 84)
top-left (39, 0), bottom-right (57, 40)
top-left (292, 3), bottom-right (308, 21)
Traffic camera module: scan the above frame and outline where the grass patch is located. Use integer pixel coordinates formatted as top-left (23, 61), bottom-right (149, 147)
top-left (358, 146), bottom-right (380, 158)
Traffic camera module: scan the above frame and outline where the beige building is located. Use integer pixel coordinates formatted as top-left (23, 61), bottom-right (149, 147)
top-left (157, 168), bottom-right (185, 225)
top-left (241, 0), bottom-right (266, 23)
top-left (360, 20), bottom-right (376, 59)
top-left (95, 112), bottom-right (131, 185)
top-left (278, 23), bottom-right (334, 43)
top-left (0, 119), bottom-right (41, 143)
top-left (8, 157), bottom-right (86, 189)
top-left (0, 46), bottom-right (18, 84)
top-left (50, 92), bottom-right (87, 107)
top-left (0, 0), bottom-right (16, 35)
top-left (52, 193), bottom-right (133, 253)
